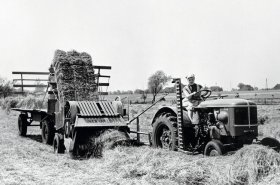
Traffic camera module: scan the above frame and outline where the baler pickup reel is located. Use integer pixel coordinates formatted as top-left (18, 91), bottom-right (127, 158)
top-left (63, 101), bottom-right (131, 158)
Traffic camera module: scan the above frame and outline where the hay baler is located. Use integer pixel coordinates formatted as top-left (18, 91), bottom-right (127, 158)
top-left (13, 65), bottom-right (130, 158)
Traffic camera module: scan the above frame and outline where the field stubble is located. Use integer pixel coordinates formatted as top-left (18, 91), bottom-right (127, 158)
top-left (0, 100), bottom-right (280, 184)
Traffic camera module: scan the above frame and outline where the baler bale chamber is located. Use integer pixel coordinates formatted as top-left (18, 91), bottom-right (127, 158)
top-left (54, 100), bottom-right (130, 157)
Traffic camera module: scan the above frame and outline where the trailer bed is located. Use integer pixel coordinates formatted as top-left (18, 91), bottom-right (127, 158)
top-left (11, 108), bottom-right (48, 122)
top-left (12, 108), bottom-right (47, 114)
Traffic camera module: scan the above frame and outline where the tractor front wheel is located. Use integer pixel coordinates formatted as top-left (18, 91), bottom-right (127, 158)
top-left (53, 133), bottom-right (65, 154)
top-left (204, 140), bottom-right (224, 156)
top-left (152, 114), bottom-right (177, 151)
top-left (260, 137), bottom-right (280, 152)
top-left (41, 120), bottom-right (55, 145)
top-left (18, 114), bottom-right (28, 136)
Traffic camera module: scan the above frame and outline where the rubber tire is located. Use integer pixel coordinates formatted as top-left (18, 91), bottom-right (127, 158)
top-left (204, 140), bottom-right (224, 156)
top-left (152, 114), bottom-right (177, 151)
top-left (18, 114), bottom-right (28, 136)
top-left (41, 120), bottom-right (55, 145)
top-left (53, 133), bottom-right (65, 154)
top-left (261, 137), bottom-right (280, 151)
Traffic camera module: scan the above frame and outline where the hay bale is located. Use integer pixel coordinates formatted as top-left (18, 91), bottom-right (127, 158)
top-left (59, 91), bottom-right (76, 102)
top-left (80, 52), bottom-right (93, 65)
top-left (67, 50), bottom-right (80, 57)
top-left (52, 49), bottom-right (98, 103)
top-left (53, 49), bottom-right (67, 66)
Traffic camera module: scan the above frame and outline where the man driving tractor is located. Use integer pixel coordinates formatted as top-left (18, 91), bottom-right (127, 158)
top-left (183, 74), bottom-right (203, 124)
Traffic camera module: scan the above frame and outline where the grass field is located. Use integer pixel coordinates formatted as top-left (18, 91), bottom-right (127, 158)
top-left (0, 99), bottom-right (280, 184)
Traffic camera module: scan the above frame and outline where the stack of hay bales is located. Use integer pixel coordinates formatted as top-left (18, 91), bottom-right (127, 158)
top-left (52, 49), bottom-right (98, 105)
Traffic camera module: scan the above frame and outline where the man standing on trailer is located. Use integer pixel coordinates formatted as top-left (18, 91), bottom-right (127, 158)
top-left (182, 74), bottom-right (203, 124)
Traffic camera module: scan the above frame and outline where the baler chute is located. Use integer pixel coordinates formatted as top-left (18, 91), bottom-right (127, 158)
top-left (61, 101), bottom-right (129, 157)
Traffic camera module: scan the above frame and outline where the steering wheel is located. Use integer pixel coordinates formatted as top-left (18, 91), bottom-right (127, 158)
top-left (198, 89), bottom-right (212, 100)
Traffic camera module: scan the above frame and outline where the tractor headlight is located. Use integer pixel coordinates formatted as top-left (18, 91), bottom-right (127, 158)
top-left (217, 111), bottom-right (228, 124)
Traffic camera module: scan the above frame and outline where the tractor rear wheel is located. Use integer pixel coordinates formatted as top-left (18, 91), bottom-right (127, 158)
top-left (152, 114), bottom-right (177, 151)
top-left (18, 114), bottom-right (28, 136)
top-left (204, 140), bottom-right (224, 156)
top-left (53, 133), bottom-right (65, 154)
top-left (41, 120), bottom-right (55, 145)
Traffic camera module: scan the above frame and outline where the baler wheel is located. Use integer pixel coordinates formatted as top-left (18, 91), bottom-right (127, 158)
top-left (204, 140), bottom-right (224, 156)
top-left (53, 133), bottom-right (65, 154)
top-left (41, 120), bottom-right (55, 145)
top-left (18, 114), bottom-right (28, 136)
top-left (152, 114), bottom-right (178, 151)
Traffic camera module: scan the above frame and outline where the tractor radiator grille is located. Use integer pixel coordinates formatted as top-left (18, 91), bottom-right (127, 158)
top-left (234, 107), bottom-right (257, 125)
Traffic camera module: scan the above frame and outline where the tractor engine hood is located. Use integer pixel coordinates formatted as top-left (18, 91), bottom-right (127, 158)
top-left (197, 98), bottom-right (257, 108)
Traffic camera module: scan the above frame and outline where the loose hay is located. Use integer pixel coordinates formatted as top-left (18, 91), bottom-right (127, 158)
top-left (230, 145), bottom-right (280, 184)
top-left (76, 129), bottom-right (130, 159)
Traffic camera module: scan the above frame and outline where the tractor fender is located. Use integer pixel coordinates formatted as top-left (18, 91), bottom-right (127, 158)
top-left (151, 106), bottom-right (192, 127)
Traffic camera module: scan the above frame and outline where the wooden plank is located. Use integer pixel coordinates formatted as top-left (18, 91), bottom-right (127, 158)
top-left (94, 74), bottom-right (110, 78)
top-left (13, 84), bottom-right (48, 88)
top-left (12, 72), bottom-right (49, 75)
top-left (98, 83), bottom-right (109, 87)
top-left (13, 91), bottom-right (25, 94)
top-left (99, 92), bottom-right (109, 95)
top-left (13, 79), bottom-right (49, 81)
top-left (93, 65), bottom-right (111, 70)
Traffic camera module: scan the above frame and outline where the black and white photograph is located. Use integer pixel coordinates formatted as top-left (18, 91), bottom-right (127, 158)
top-left (0, 0), bottom-right (280, 184)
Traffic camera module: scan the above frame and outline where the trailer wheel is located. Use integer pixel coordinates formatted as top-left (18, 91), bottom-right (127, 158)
top-left (18, 114), bottom-right (28, 136)
top-left (204, 140), bottom-right (224, 156)
top-left (152, 114), bottom-right (177, 151)
top-left (53, 133), bottom-right (65, 154)
top-left (41, 120), bottom-right (55, 145)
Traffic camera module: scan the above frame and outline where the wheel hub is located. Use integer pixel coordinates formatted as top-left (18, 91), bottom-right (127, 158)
top-left (160, 128), bottom-right (172, 149)
top-left (209, 149), bottom-right (219, 156)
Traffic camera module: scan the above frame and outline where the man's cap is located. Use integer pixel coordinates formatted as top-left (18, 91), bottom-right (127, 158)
top-left (186, 74), bottom-right (195, 79)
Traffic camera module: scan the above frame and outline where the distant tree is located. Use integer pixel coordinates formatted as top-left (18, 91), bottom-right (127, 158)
top-left (237, 83), bottom-right (254, 91)
top-left (141, 92), bottom-right (147, 103)
top-left (162, 86), bottom-right (176, 93)
top-left (210, 86), bottom-right (223, 92)
top-left (148, 71), bottom-right (170, 103)
top-left (144, 89), bottom-right (150, 94)
top-left (125, 90), bottom-right (133, 94)
top-left (134, 89), bottom-right (144, 94)
top-left (273, 84), bottom-right (280, 90)
top-left (0, 78), bottom-right (13, 98)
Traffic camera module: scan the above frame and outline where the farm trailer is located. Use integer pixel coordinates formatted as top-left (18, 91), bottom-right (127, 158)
top-left (12, 65), bottom-right (132, 158)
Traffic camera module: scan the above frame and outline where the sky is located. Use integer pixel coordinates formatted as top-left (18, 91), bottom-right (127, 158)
top-left (0, 0), bottom-right (280, 91)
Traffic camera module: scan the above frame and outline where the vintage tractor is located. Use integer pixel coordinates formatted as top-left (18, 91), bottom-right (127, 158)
top-left (151, 78), bottom-right (280, 156)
